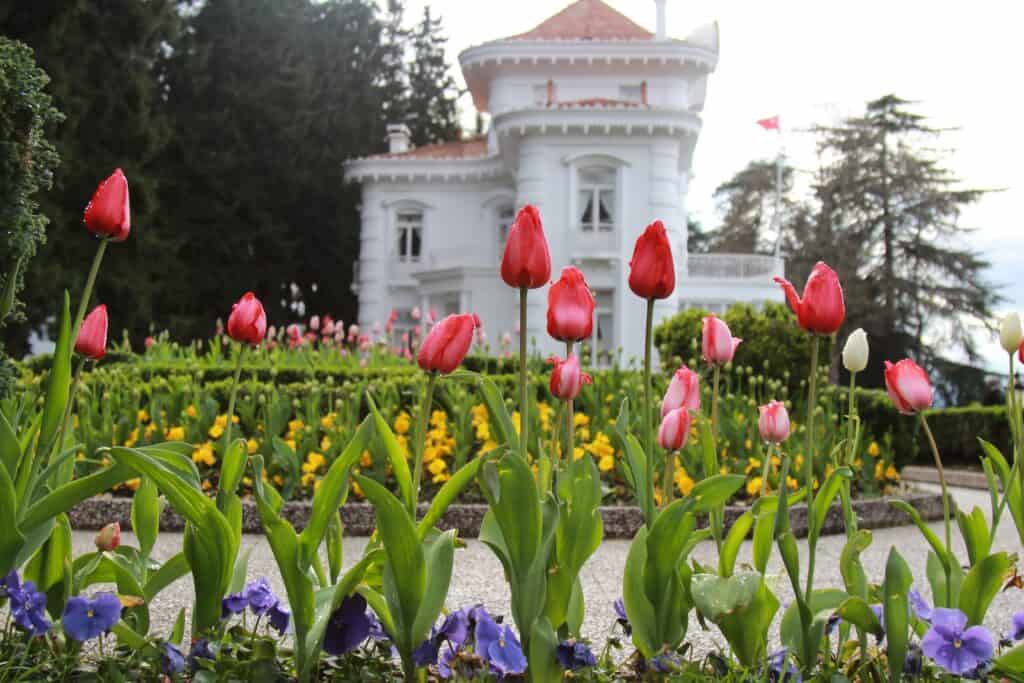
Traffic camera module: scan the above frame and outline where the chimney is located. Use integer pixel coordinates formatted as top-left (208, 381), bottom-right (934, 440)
top-left (386, 123), bottom-right (411, 154)
top-left (654, 0), bottom-right (667, 41)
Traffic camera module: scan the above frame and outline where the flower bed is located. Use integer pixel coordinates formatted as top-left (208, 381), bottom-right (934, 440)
top-left (2, 174), bottom-right (1023, 682)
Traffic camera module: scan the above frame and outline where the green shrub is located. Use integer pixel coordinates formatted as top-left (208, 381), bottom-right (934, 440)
top-left (654, 302), bottom-right (831, 395)
top-left (0, 38), bottom-right (61, 396)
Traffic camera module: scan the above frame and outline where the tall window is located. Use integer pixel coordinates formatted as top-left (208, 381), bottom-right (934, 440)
top-left (578, 167), bottom-right (616, 232)
top-left (496, 205), bottom-right (515, 251)
top-left (395, 211), bottom-right (422, 263)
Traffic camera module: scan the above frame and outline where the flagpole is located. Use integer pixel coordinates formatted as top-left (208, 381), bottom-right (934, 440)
top-left (771, 123), bottom-right (785, 257)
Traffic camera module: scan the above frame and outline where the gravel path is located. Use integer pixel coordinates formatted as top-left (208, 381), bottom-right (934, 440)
top-left (70, 485), bottom-right (1023, 654)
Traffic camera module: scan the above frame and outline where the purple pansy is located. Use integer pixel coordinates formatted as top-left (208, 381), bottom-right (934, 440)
top-left (1012, 612), bottom-right (1024, 641)
top-left (909, 589), bottom-right (933, 622)
top-left (221, 591), bottom-right (248, 618)
top-left (614, 597), bottom-right (632, 636)
top-left (323, 593), bottom-right (372, 656)
top-left (188, 638), bottom-right (215, 670)
top-left (871, 604), bottom-right (886, 640)
top-left (414, 606), bottom-right (476, 666)
top-left (437, 641), bottom-right (459, 679)
top-left (556, 639), bottom-right (597, 670)
top-left (768, 648), bottom-right (801, 683)
top-left (3, 572), bottom-right (51, 636)
top-left (921, 608), bottom-right (994, 676)
top-left (161, 642), bottom-right (186, 675)
top-left (475, 611), bottom-right (526, 677)
top-left (62, 593), bottom-right (122, 641)
top-left (244, 577), bottom-right (279, 616)
top-left (268, 601), bottom-right (290, 634)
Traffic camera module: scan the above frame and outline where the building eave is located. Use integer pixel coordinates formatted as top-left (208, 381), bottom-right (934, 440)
top-left (344, 156), bottom-right (509, 184)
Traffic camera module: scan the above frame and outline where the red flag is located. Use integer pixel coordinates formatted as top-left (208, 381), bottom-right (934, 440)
top-left (757, 115), bottom-right (780, 131)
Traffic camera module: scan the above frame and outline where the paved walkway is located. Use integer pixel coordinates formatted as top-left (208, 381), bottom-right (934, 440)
top-left (70, 485), bottom-right (1023, 653)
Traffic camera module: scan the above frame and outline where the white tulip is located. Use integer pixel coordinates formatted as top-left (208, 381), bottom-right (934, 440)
top-left (842, 328), bottom-right (869, 373)
top-left (999, 312), bottom-right (1022, 354)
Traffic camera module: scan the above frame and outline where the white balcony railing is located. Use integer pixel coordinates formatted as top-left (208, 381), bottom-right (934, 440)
top-left (685, 253), bottom-right (784, 280)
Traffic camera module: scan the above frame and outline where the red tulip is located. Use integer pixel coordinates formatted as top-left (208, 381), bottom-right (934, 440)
top-left (628, 220), bottom-right (675, 300)
top-left (83, 168), bottom-right (131, 242)
top-left (94, 522), bottom-right (121, 551)
top-left (227, 292), bottom-right (267, 345)
top-left (774, 262), bottom-right (845, 335)
top-left (547, 267), bottom-right (596, 342)
top-left (548, 354), bottom-right (592, 401)
top-left (75, 305), bottom-right (108, 360)
top-left (658, 407), bottom-right (692, 450)
top-left (884, 359), bottom-right (933, 415)
top-left (417, 313), bottom-right (480, 374)
top-left (501, 205), bottom-right (551, 289)
top-left (702, 314), bottom-right (742, 365)
top-left (661, 366), bottom-right (700, 417)
top-left (758, 401), bottom-right (790, 443)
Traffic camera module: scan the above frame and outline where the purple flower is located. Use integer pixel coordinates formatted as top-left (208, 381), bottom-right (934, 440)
top-left (1012, 612), bottom-right (1024, 641)
top-left (614, 597), bottom-right (632, 636)
top-left (650, 653), bottom-right (681, 673)
top-left (921, 608), bottom-right (994, 676)
top-left (62, 593), bottom-right (122, 641)
top-left (557, 640), bottom-right (596, 670)
top-left (910, 589), bottom-right (933, 622)
top-left (437, 641), bottom-right (459, 679)
top-left (767, 648), bottom-right (801, 683)
top-left (413, 637), bottom-right (441, 666)
top-left (268, 602), bottom-right (290, 634)
top-left (323, 593), bottom-right (371, 656)
top-left (3, 573), bottom-right (51, 636)
top-left (188, 638), bottom-right (215, 670)
top-left (414, 607), bottom-right (475, 666)
top-left (161, 642), bottom-right (185, 675)
top-left (221, 591), bottom-right (247, 618)
top-left (475, 611), bottom-right (526, 677)
top-left (244, 577), bottom-right (279, 616)
top-left (871, 604), bottom-right (885, 640)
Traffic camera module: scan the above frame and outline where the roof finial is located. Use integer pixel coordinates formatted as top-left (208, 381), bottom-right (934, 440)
top-left (655, 0), bottom-right (667, 40)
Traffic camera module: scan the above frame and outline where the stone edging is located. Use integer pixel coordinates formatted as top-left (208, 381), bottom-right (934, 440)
top-left (902, 465), bottom-right (990, 490)
top-left (69, 492), bottom-right (946, 540)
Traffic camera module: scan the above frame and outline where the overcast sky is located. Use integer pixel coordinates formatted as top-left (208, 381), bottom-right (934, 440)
top-left (392, 0), bottom-right (1024, 370)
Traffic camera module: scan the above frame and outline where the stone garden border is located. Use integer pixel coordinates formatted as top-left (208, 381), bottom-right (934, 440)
top-left (70, 491), bottom-right (945, 540)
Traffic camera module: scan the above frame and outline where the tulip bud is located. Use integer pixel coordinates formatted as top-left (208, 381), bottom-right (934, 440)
top-left (548, 354), bottom-right (592, 401)
top-left (884, 359), bottom-right (933, 415)
top-left (83, 168), bottom-right (131, 242)
top-left (417, 313), bottom-right (480, 374)
top-left (75, 305), bottom-right (108, 361)
top-left (774, 262), bottom-right (845, 335)
top-left (842, 328), bottom-right (869, 373)
top-left (547, 267), bottom-right (596, 342)
top-left (95, 522), bottom-right (121, 551)
top-left (1000, 313), bottom-right (1023, 354)
top-left (702, 314), bottom-right (741, 366)
top-left (658, 407), bottom-right (692, 450)
top-left (661, 366), bottom-right (700, 417)
top-left (501, 205), bottom-right (551, 289)
top-left (758, 401), bottom-right (790, 443)
top-left (226, 292), bottom-right (267, 346)
top-left (628, 220), bottom-right (675, 300)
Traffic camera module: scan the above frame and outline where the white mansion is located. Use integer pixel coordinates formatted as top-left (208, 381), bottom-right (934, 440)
top-left (344, 0), bottom-right (783, 364)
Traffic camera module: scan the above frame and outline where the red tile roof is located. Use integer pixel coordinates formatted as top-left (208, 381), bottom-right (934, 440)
top-left (509, 0), bottom-right (654, 41)
top-left (367, 137), bottom-right (489, 161)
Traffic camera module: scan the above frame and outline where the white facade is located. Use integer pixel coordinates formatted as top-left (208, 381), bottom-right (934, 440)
top-left (344, 0), bottom-right (783, 365)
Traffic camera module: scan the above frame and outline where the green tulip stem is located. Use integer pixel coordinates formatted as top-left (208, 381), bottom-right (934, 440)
top-left (803, 335), bottom-right (820, 603)
top-left (564, 340), bottom-right (574, 478)
top-left (994, 353), bottom-right (1022, 532)
top-left (919, 412), bottom-right (953, 605)
top-left (662, 448), bottom-right (675, 505)
top-left (72, 238), bottom-right (109, 342)
top-left (710, 363), bottom-right (723, 550)
top-left (759, 442), bottom-right (774, 497)
top-left (711, 364), bottom-right (721, 437)
top-left (840, 371), bottom-right (859, 538)
top-left (47, 357), bottom-right (87, 473)
top-left (222, 345), bottom-right (246, 448)
top-left (643, 298), bottom-right (655, 509)
top-left (519, 286), bottom-right (529, 461)
top-left (411, 372), bottom-right (439, 508)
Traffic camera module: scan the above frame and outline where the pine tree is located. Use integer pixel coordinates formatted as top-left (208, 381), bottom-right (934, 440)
top-left (708, 159), bottom-right (797, 255)
top-left (404, 5), bottom-right (460, 146)
top-left (800, 95), bottom-right (997, 384)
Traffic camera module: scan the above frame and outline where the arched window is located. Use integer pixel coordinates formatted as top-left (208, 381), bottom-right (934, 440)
top-left (395, 210), bottom-right (423, 263)
top-left (578, 166), bottom-right (616, 233)
top-left (496, 204), bottom-right (516, 249)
